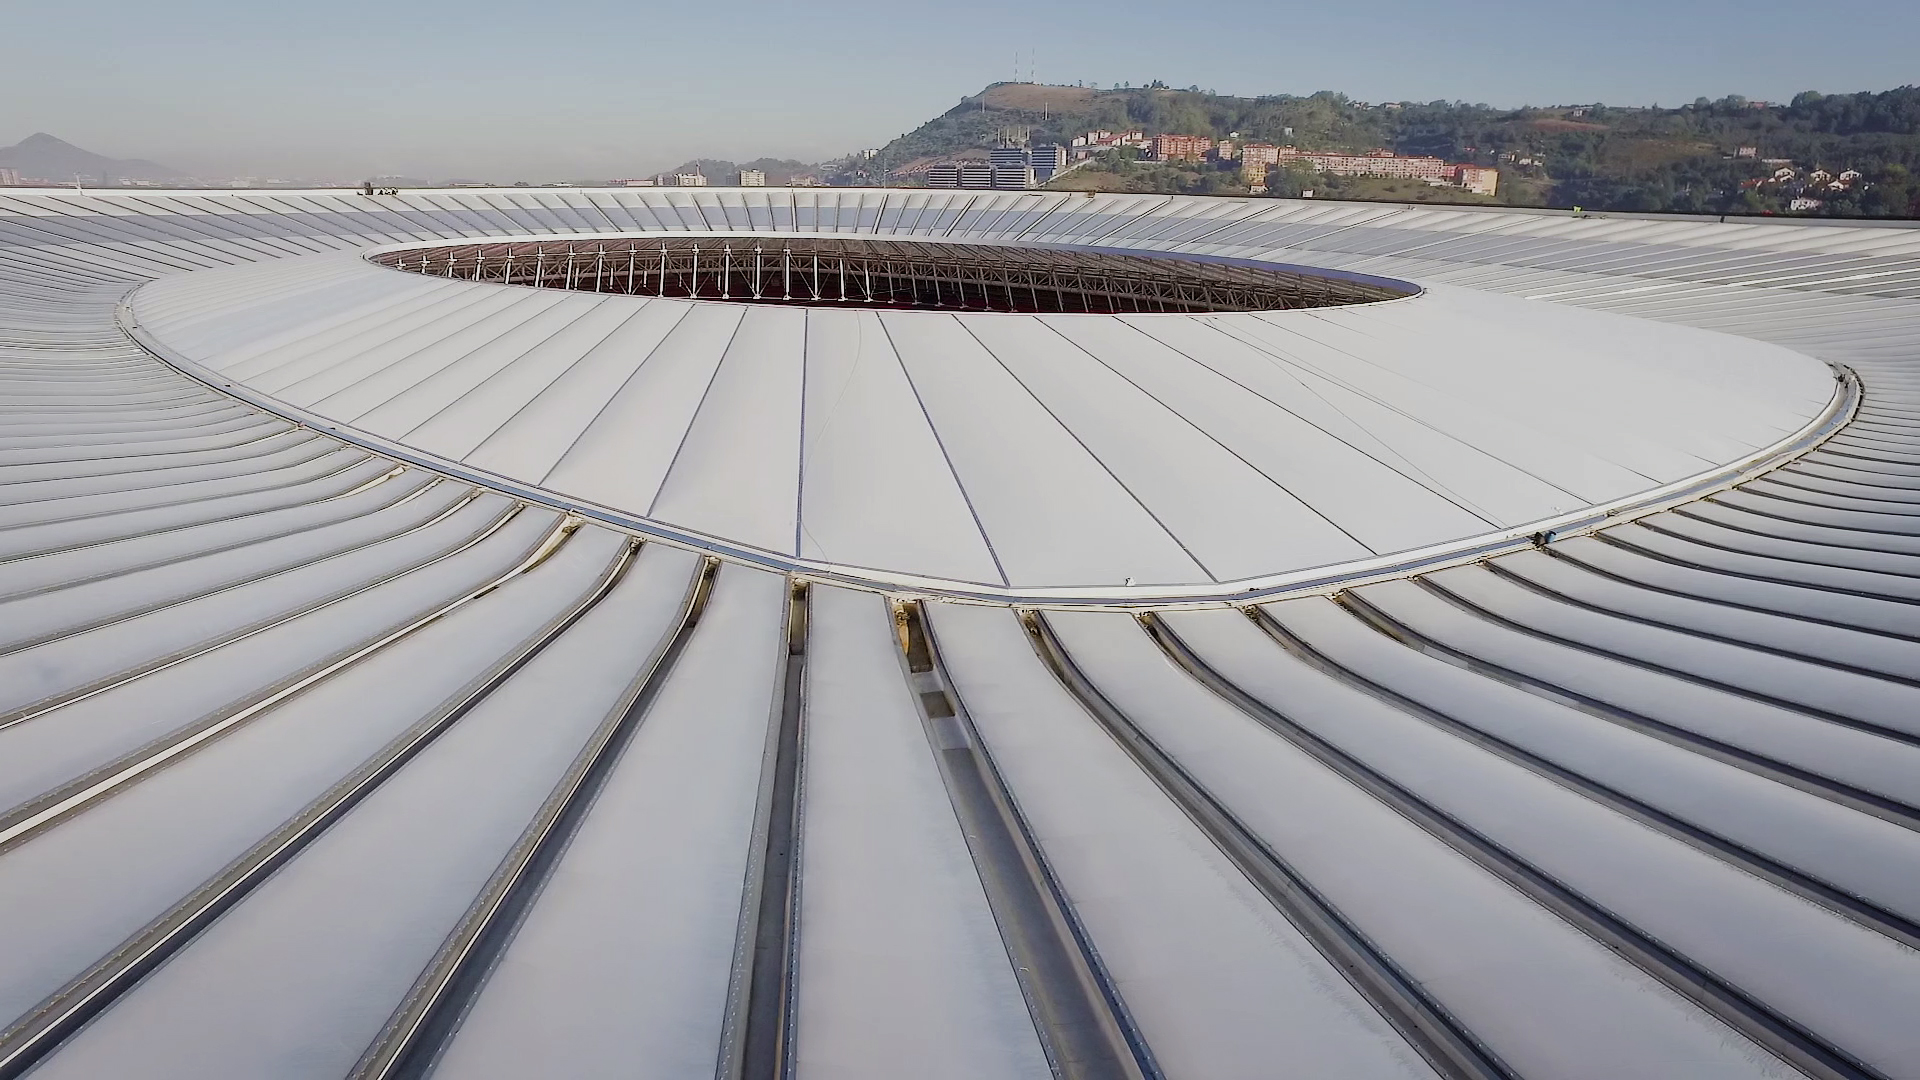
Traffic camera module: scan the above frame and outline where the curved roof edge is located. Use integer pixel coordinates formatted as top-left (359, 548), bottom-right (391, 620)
top-left (117, 297), bottom-right (1860, 610)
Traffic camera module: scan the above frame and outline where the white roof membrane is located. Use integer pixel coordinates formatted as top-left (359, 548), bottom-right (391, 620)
top-left (126, 241), bottom-right (1838, 592)
top-left (3, 188), bottom-right (1916, 1080)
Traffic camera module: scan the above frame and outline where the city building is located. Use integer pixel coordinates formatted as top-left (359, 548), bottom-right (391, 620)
top-left (738, 170), bottom-right (766, 187)
top-left (992, 166), bottom-right (1034, 190)
top-left (1240, 143), bottom-right (1283, 169)
top-left (959, 162), bottom-right (994, 188)
top-left (924, 163), bottom-right (961, 188)
top-left (673, 173), bottom-right (709, 187)
top-left (1031, 145), bottom-right (1067, 181)
top-left (1294, 150), bottom-right (1453, 182)
top-left (1247, 147), bottom-right (1496, 193)
top-left (988, 147), bottom-right (1035, 189)
top-left (1072, 129), bottom-right (1147, 151)
top-left (1455, 164), bottom-right (1500, 196)
top-left (1149, 134), bottom-right (1213, 162)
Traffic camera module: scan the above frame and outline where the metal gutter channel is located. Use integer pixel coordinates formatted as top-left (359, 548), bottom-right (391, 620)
top-left (0, 508), bottom-right (567, 853)
top-left (1155, 606), bottom-right (1920, 950)
top-left (891, 598), bottom-right (1157, 1080)
top-left (1136, 608), bottom-right (1880, 1080)
top-left (1019, 609), bottom-right (1516, 1080)
top-left (355, 553), bottom-right (720, 1080)
top-left (0, 523), bottom-right (627, 1079)
top-left (0, 490), bottom-right (504, 736)
top-left (1332, 587), bottom-right (1920, 834)
top-left (715, 578), bottom-right (810, 1080)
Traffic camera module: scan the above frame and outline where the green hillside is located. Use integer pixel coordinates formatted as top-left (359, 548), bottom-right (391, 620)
top-left (832, 83), bottom-right (1920, 218)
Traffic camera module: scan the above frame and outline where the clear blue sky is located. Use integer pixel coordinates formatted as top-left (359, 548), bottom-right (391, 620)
top-left (5, 0), bottom-right (1915, 181)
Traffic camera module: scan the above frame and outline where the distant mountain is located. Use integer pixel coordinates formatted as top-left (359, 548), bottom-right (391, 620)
top-left (0, 133), bottom-right (182, 182)
top-left (662, 158), bottom-right (817, 184)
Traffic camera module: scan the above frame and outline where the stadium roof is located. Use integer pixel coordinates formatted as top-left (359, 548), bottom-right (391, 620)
top-left (1, 186), bottom-right (1918, 1080)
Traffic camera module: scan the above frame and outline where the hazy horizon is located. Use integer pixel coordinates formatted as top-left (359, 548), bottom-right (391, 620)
top-left (8, 0), bottom-right (1918, 182)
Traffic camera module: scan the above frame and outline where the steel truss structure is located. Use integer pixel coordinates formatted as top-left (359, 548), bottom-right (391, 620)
top-left (368, 237), bottom-right (1413, 313)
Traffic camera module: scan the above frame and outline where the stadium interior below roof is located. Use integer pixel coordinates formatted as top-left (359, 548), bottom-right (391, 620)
top-left (123, 229), bottom-right (1843, 602)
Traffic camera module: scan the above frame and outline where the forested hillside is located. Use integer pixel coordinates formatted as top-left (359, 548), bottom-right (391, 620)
top-left (837, 83), bottom-right (1920, 218)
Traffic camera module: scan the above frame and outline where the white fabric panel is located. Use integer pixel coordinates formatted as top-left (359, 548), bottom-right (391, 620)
top-left (882, 311), bottom-right (1207, 587)
top-left (793, 588), bottom-right (1049, 1080)
top-left (233, 286), bottom-right (511, 389)
top-left (1056, 314), bottom-right (1493, 551)
top-left (795, 309), bottom-right (1004, 583)
top-left (927, 602), bottom-right (1444, 1080)
top-left (266, 292), bottom-right (557, 411)
top-left (339, 293), bottom-right (601, 435)
top-left (1218, 313), bottom-right (1655, 503)
top-left (1131, 314), bottom-right (1585, 522)
top-left (191, 276), bottom-right (469, 376)
top-left (21, 534), bottom-right (681, 1080)
top-left (430, 566), bottom-right (785, 1080)
top-left (307, 289), bottom-right (575, 422)
top-left (649, 306), bottom-right (804, 553)
top-left (174, 269), bottom-right (446, 361)
top-left (461, 301), bottom-right (689, 481)
top-left (0, 505), bottom-right (555, 809)
top-left (402, 296), bottom-right (634, 460)
top-left (965, 313), bottom-right (1369, 578)
top-left (541, 303), bottom-right (743, 514)
top-left (1150, 607), bottom-right (1793, 1079)
top-left (1335, 289), bottom-right (1822, 465)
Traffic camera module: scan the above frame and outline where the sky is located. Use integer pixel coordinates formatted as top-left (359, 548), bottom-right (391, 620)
top-left (5, 0), bottom-right (1917, 182)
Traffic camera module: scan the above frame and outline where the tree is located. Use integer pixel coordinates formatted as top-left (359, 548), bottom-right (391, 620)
top-left (1266, 162), bottom-right (1319, 198)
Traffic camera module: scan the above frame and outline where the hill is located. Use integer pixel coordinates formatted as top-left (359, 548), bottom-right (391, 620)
top-left (0, 133), bottom-right (181, 182)
top-left (844, 83), bottom-right (1920, 218)
top-left (661, 158), bottom-right (818, 184)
